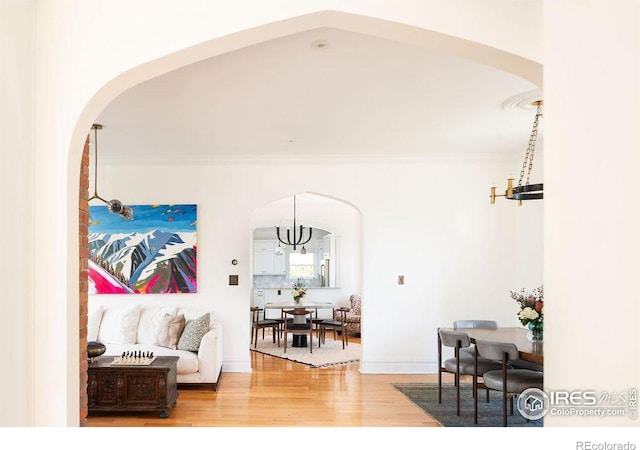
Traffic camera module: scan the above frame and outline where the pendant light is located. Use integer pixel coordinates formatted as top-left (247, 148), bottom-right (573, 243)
top-left (88, 124), bottom-right (134, 220)
top-left (490, 101), bottom-right (543, 206)
top-left (275, 195), bottom-right (312, 251)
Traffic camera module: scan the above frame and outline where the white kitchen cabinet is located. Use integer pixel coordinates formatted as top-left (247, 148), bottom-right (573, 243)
top-left (253, 240), bottom-right (286, 275)
top-left (273, 250), bottom-right (287, 275)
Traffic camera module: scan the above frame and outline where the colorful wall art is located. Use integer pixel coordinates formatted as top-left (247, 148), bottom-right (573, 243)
top-left (88, 204), bottom-right (197, 294)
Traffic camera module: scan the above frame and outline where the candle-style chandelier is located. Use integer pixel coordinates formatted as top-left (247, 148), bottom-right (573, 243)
top-left (88, 124), bottom-right (134, 220)
top-left (490, 100), bottom-right (543, 206)
top-left (276, 195), bottom-right (312, 251)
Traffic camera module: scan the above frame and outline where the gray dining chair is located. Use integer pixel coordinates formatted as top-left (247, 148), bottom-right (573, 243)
top-left (454, 320), bottom-right (498, 330)
top-left (474, 339), bottom-right (544, 426)
top-left (453, 320), bottom-right (498, 356)
top-left (438, 329), bottom-right (504, 417)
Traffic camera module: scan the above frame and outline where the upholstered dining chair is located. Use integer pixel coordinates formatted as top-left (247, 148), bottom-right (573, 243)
top-left (474, 339), bottom-right (544, 426)
top-left (318, 307), bottom-right (349, 349)
top-left (453, 320), bottom-right (498, 356)
top-left (438, 329), bottom-right (504, 417)
top-left (282, 309), bottom-right (315, 353)
top-left (250, 306), bottom-right (280, 349)
top-left (454, 320), bottom-right (498, 330)
top-left (454, 319), bottom-right (543, 371)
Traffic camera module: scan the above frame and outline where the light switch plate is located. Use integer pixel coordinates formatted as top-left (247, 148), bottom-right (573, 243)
top-left (398, 275), bottom-right (404, 285)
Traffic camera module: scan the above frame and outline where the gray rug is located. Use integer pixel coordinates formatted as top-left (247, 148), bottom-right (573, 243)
top-left (392, 382), bottom-right (544, 427)
top-left (250, 336), bottom-right (360, 368)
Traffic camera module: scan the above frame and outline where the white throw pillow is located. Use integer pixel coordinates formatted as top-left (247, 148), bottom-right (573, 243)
top-left (178, 307), bottom-right (214, 323)
top-left (136, 306), bottom-right (178, 345)
top-left (97, 304), bottom-right (142, 344)
top-left (87, 305), bottom-right (104, 342)
top-left (154, 313), bottom-right (186, 350)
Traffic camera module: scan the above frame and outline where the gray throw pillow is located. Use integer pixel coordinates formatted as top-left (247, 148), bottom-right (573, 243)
top-left (177, 313), bottom-right (210, 352)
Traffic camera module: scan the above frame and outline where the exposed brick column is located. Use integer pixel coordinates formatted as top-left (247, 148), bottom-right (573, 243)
top-left (79, 133), bottom-right (90, 425)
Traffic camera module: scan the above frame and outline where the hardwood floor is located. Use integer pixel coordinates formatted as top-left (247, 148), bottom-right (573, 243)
top-left (84, 335), bottom-right (443, 427)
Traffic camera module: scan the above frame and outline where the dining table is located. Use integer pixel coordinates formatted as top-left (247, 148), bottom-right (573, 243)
top-left (264, 301), bottom-right (335, 347)
top-left (439, 326), bottom-right (543, 365)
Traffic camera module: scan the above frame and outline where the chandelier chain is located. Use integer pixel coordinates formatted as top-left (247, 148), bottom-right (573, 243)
top-left (518, 103), bottom-right (542, 187)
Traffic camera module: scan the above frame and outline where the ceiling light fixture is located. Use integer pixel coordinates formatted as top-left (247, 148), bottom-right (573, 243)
top-left (276, 195), bottom-right (312, 251)
top-left (88, 124), bottom-right (134, 220)
top-left (490, 100), bottom-right (543, 206)
top-left (311, 39), bottom-right (329, 50)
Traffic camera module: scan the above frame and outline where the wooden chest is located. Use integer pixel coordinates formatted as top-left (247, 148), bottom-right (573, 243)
top-left (88, 356), bottom-right (179, 418)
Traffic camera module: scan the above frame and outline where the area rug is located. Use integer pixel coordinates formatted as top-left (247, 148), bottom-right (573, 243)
top-left (392, 382), bottom-right (543, 427)
top-left (250, 336), bottom-right (361, 368)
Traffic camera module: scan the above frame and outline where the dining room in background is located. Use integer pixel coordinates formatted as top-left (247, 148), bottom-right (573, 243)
top-left (88, 204), bottom-right (197, 294)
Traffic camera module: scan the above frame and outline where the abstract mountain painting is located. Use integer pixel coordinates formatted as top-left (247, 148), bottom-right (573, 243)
top-left (88, 204), bottom-right (197, 294)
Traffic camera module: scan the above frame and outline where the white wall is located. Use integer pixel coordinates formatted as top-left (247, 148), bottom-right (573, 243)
top-left (543, 0), bottom-right (640, 426)
top-left (88, 156), bottom-right (525, 376)
top-left (0, 0), bottom-right (35, 427)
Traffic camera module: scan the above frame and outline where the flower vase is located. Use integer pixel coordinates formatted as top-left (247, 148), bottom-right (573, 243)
top-left (528, 321), bottom-right (543, 342)
top-left (293, 297), bottom-right (301, 305)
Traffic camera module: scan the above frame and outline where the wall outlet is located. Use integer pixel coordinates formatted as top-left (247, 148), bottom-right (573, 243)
top-left (277, 289), bottom-right (281, 295)
top-left (398, 275), bottom-right (404, 285)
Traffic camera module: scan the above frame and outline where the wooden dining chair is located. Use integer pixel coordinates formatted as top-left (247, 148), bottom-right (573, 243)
top-left (250, 306), bottom-right (280, 349)
top-left (282, 309), bottom-right (315, 353)
top-left (473, 339), bottom-right (544, 426)
top-left (318, 307), bottom-right (349, 349)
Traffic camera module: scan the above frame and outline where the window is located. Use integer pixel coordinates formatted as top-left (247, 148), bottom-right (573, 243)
top-left (288, 252), bottom-right (315, 279)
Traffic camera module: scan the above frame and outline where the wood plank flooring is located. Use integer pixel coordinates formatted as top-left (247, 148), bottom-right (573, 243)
top-left (84, 335), bottom-right (443, 427)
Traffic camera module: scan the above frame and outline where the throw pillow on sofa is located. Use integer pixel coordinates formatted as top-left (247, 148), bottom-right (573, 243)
top-left (155, 313), bottom-right (186, 350)
top-left (177, 312), bottom-right (210, 351)
top-left (87, 305), bottom-right (104, 342)
top-left (97, 304), bottom-right (141, 344)
top-left (136, 306), bottom-right (178, 344)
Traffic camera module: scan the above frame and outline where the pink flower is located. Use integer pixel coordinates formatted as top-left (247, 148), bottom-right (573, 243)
top-left (534, 300), bottom-right (543, 313)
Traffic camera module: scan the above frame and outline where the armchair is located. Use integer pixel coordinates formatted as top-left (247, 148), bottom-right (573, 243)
top-left (336, 294), bottom-right (361, 336)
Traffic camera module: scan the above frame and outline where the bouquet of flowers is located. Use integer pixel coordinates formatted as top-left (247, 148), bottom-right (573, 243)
top-left (292, 279), bottom-right (307, 304)
top-left (510, 285), bottom-right (544, 326)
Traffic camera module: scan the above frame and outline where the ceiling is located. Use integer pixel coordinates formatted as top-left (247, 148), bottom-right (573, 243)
top-left (95, 27), bottom-right (542, 164)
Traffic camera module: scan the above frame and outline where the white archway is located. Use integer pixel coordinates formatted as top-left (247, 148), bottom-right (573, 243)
top-left (62, 9), bottom-right (541, 425)
top-left (250, 191), bottom-right (363, 294)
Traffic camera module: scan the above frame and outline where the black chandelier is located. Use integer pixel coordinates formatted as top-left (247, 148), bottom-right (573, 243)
top-left (276, 195), bottom-right (312, 251)
top-left (490, 100), bottom-right (543, 206)
top-left (88, 124), bottom-right (134, 220)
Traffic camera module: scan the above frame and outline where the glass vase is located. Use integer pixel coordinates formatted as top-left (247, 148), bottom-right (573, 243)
top-left (528, 321), bottom-right (543, 342)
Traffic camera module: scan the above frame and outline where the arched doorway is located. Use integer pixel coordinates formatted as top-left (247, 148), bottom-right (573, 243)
top-left (72, 10), bottom-right (541, 424)
top-left (249, 191), bottom-right (363, 304)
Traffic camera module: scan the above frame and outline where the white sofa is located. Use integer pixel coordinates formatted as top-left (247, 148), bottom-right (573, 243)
top-left (88, 303), bottom-right (223, 390)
